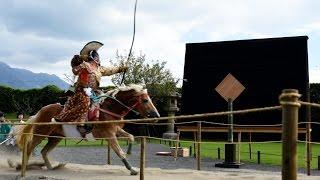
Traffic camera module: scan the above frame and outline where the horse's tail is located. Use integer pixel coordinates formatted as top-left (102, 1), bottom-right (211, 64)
top-left (13, 114), bottom-right (38, 150)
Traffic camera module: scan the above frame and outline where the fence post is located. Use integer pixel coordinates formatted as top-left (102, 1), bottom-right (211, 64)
top-left (189, 146), bottom-right (192, 157)
top-left (280, 89), bottom-right (301, 180)
top-left (140, 137), bottom-right (146, 180)
top-left (318, 156), bottom-right (320, 170)
top-left (197, 122), bottom-right (201, 170)
top-left (174, 131), bottom-right (180, 161)
top-left (249, 132), bottom-right (252, 159)
top-left (21, 134), bottom-right (28, 177)
top-left (257, 151), bottom-right (261, 164)
top-left (107, 140), bottom-right (111, 165)
top-left (218, 148), bottom-right (221, 159)
top-left (238, 132), bottom-right (241, 163)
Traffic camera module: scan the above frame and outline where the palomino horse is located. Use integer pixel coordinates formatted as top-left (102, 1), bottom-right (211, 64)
top-left (9, 84), bottom-right (160, 175)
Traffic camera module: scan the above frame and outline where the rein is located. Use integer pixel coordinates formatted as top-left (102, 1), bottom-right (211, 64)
top-left (98, 94), bottom-right (142, 119)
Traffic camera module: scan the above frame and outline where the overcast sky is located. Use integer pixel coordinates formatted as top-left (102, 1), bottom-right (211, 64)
top-left (0, 0), bottom-right (319, 86)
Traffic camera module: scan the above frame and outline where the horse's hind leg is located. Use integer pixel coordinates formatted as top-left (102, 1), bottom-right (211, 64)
top-left (13, 136), bottom-right (45, 170)
top-left (108, 135), bottom-right (138, 175)
top-left (116, 126), bottom-right (134, 155)
top-left (41, 137), bottom-right (63, 170)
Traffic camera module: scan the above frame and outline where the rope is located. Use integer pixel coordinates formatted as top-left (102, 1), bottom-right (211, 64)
top-left (1, 105), bottom-right (281, 126)
top-left (299, 101), bottom-right (320, 108)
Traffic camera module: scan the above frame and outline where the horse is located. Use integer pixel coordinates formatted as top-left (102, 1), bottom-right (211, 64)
top-left (8, 84), bottom-right (160, 175)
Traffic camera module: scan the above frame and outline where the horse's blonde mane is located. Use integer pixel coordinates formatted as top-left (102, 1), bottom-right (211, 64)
top-left (106, 84), bottom-right (145, 97)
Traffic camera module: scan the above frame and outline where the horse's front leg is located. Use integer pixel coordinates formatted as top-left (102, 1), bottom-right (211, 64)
top-left (116, 126), bottom-right (134, 155)
top-left (41, 137), bottom-right (65, 170)
top-left (108, 134), bottom-right (138, 175)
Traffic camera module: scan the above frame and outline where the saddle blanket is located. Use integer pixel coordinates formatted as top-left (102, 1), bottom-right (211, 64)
top-left (62, 125), bottom-right (95, 141)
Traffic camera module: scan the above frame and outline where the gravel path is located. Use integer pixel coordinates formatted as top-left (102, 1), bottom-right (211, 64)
top-left (45, 142), bottom-right (319, 175)
top-left (1, 142), bottom-right (320, 177)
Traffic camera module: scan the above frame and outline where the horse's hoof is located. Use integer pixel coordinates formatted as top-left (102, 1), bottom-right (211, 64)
top-left (52, 163), bottom-right (67, 170)
top-left (130, 169), bottom-right (138, 176)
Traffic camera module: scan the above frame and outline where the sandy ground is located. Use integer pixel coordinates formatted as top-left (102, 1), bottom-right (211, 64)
top-left (1, 144), bottom-right (320, 180)
top-left (0, 162), bottom-right (319, 180)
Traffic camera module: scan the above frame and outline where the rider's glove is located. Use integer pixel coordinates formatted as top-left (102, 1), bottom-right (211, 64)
top-left (118, 66), bottom-right (129, 73)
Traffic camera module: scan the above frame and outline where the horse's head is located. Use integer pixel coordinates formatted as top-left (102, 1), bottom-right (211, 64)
top-left (102, 84), bottom-right (160, 119)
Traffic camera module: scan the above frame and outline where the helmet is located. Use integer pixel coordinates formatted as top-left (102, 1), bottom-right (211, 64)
top-left (80, 41), bottom-right (103, 65)
top-left (89, 50), bottom-right (100, 65)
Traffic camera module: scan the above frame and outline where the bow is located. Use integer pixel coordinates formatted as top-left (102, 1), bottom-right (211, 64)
top-left (120, 0), bottom-right (138, 85)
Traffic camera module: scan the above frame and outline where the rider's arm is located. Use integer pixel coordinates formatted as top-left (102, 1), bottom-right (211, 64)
top-left (99, 66), bottom-right (128, 76)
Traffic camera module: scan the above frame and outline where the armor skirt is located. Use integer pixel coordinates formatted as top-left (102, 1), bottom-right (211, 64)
top-left (56, 88), bottom-right (90, 123)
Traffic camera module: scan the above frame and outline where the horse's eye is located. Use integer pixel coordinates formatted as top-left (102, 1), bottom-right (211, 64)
top-left (142, 99), bottom-right (149, 103)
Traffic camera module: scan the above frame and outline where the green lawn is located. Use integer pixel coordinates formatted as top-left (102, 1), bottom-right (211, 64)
top-left (41, 137), bottom-right (320, 169)
top-left (177, 140), bottom-right (320, 169)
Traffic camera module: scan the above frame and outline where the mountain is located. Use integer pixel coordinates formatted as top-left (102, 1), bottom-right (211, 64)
top-left (0, 62), bottom-right (69, 90)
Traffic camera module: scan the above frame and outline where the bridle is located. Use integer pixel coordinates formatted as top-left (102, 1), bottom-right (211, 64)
top-left (99, 92), bottom-right (146, 119)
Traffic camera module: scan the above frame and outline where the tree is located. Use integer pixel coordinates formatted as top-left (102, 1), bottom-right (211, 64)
top-left (110, 52), bottom-right (178, 97)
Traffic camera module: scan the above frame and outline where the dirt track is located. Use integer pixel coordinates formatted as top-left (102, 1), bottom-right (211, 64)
top-left (1, 143), bottom-right (320, 179)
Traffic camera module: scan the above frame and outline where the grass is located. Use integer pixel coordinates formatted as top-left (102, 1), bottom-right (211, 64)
top-left (177, 140), bottom-right (320, 169)
top-left (49, 137), bottom-right (320, 169)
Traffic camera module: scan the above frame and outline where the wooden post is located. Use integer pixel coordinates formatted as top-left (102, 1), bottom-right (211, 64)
top-left (189, 146), bottom-right (192, 157)
top-left (280, 89), bottom-right (301, 180)
top-left (249, 132), bottom-right (252, 159)
top-left (257, 151), bottom-right (261, 164)
top-left (318, 156), bottom-right (320, 170)
top-left (306, 82), bottom-right (312, 176)
top-left (21, 135), bottom-right (28, 177)
top-left (174, 131), bottom-right (180, 161)
top-left (140, 137), bottom-right (146, 180)
top-left (193, 131), bottom-right (196, 158)
top-left (107, 140), bottom-right (111, 165)
top-left (64, 139), bottom-right (67, 147)
top-left (100, 139), bottom-right (104, 146)
top-left (197, 122), bottom-right (201, 170)
top-left (218, 148), bottom-right (221, 159)
top-left (238, 132), bottom-right (241, 163)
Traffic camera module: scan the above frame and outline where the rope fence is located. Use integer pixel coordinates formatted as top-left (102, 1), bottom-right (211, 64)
top-left (1, 91), bottom-right (320, 179)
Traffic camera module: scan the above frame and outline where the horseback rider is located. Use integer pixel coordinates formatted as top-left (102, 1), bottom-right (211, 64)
top-left (55, 41), bottom-right (128, 135)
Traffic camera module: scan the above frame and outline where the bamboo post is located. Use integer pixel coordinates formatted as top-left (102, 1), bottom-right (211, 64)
top-left (140, 137), bottom-right (146, 180)
top-left (174, 131), bottom-right (180, 161)
top-left (280, 89), bottom-right (301, 180)
top-left (107, 140), bottom-right (111, 165)
top-left (21, 134), bottom-right (28, 177)
top-left (197, 122), bottom-right (201, 170)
